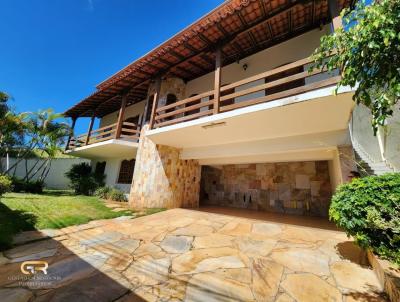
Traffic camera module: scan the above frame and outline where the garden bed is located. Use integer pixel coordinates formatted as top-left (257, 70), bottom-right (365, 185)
top-left (368, 250), bottom-right (400, 302)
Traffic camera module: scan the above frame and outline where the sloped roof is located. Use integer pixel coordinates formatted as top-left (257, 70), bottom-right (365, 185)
top-left (65, 0), bottom-right (351, 118)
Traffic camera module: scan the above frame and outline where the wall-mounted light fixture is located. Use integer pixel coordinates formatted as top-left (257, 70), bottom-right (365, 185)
top-left (242, 63), bottom-right (248, 71)
top-left (201, 121), bottom-right (227, 129)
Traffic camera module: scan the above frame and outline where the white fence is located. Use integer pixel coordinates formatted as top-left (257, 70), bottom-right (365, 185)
top-left (1, 157), bottom-right (90, 189)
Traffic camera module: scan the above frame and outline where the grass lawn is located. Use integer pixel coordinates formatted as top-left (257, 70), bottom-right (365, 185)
top-left (0, 190), bottom-right (134, 250)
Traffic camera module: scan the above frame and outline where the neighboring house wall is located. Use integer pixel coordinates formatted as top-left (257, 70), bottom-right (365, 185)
top-left (201, 161), bottom-right (332, 217)
top-left (1, 157), bottom-right (90, 189)
top-left (91, 158), bottom-right (134, 193)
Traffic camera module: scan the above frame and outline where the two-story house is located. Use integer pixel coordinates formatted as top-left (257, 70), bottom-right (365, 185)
top-left (65, 0), bottom-right (357, 217)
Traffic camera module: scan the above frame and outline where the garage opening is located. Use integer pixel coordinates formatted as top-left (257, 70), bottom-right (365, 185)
top-left (200, 161), bottom-right (332, 217)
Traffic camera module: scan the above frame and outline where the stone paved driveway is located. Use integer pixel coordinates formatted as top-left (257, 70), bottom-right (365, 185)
top-left (0, 208), bottom-right (387, 302)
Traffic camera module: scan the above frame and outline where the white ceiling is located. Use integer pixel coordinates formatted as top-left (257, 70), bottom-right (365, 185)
top-left (67, 139), bottom-right (138, 159)
top-left (146, 89), bottom-right (355, 150)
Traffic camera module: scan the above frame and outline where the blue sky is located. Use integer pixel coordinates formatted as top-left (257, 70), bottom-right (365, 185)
top-left (0, 0), bottom-right (223, 133)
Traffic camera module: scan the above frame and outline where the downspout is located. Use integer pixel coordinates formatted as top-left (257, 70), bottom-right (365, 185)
top-left (376, 126), bottom-right (386, 161)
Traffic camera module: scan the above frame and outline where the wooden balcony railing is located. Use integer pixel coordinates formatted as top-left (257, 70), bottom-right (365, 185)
top-left (152, 56), bottom-right (340, 129)
top-left (67, 121), bottom-right (140, 150)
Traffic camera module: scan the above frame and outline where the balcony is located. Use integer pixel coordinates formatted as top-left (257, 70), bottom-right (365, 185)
top-left (146, 56), bottom-right (355, 153)
top-left (151, 56), bottom-right (342, 129)
top-left (65, 121), bottom-right (140, 159)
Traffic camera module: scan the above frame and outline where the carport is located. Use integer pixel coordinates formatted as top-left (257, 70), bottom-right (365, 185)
top-left (199, 160), bottom-right (334, 217)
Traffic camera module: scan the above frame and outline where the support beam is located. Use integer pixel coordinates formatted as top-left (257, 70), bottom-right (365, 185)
top-left (115, 94), bottom-right (128, 138)
top-left (188, 60), bottom-right (208, 73)
top-left (216, 23), bottom-right (229, 36)
top-left (91, 0), bottom-right (313, 103)
top-left (149, 77), bottom-right (162, 129)
top-left (248, 31), bottom-right (258, 47)
top-left (141, 95), bottom-right (152, 126)
top-left (184, 42), bottom-right (199, 54)
top-left (158, 57), bottom-right (173, 68)
top-left (200, 54), bottom-right (215, 67)
top-left (198, 33), bottom-right (214, 48)
top-left (328, 0), bottom-right (342, 30)
top-left (65, 117), bottom-right (77, 151)
top-left (85, 113), bottom-right (96, 145)
top-left (311, 0), bottom-right (316, 25)
top-left (79, 79), bottom-right (150, 117)
top-left (213, 47), bottom-right (222, 115)
top-left (259, 0), bottom-right (267, 17)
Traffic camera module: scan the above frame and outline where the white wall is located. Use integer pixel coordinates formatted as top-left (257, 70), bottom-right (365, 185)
top-left (351, 104), bottom-right (382, 162)
top-left (328, 150), bottom-right (343, 192)
top-left (185, 26), bottom-right (331, 98)
top-left (1, 157), bottom-right (90, 189)
top-left (98, 26), bottom-right (332, 127)
top-left (384, 104), bottom-right (400, 171)
top-left (100, 100), bottom-right (146, 128)
top-left (351, 103), bottom-right (400, 171)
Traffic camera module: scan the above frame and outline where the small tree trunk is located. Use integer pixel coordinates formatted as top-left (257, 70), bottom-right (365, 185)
top-left (40, 159), bottom-right (52, 182)
top-left (5, 142), bottom-right (38, 174)
top-left (30, 159), bottom-right (48, 180)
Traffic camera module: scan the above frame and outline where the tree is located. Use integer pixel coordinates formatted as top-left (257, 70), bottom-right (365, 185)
top-left (311, 0), bottom-right (400, 134)
top-left (0, 92), bottom-right (9, 118)
top-left (0, 91), bottom-right (71, 182)
top-left (22, 109), bottom-right (71, 182)
top-left (65, 162), bottom-right (105, 195)
top-left (0, 92), bottom-right (26, 172)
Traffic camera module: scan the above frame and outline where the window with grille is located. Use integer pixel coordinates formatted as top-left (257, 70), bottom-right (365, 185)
top-left (117, 159), bottom-right (136, 184)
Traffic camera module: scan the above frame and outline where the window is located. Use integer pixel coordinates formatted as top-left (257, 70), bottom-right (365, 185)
top-left (117, 159), bottom-right (136, 184)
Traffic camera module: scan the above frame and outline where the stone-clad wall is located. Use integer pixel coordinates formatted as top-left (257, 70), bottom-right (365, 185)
top-left (338, 145), bottom-right (357, 182)
top-left (201, 161), bottom-right (332, 217)
top-left (129, 125), bottom-right (201, 209)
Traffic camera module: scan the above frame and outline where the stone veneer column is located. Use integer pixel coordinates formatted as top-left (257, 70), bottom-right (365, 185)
top-left (129, 124), bottom-right (201, 209)
top-left (338, 145), bottom-right (357, 183)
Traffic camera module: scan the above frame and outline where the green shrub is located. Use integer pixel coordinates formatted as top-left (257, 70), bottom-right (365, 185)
top-left (11, 177), bottom-right (44, 194)
top-left (65, 163), bottom-right (105, 195)
top-left (11, 177), bottom-right (26, 193)
top-left (0, 175), bottom-right (12, 196)
top-left (109, 189), bottom-right (127, 202)
top-left (94, 186), bottom-right (127, 202)
top-left (94, 186), bottom-right (112, 199)
top-left (330, 173), bottom-right (400, 265)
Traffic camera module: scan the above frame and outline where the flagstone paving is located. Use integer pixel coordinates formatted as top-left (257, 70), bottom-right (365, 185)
top-left (0, 208), bottom-right (388, 301)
